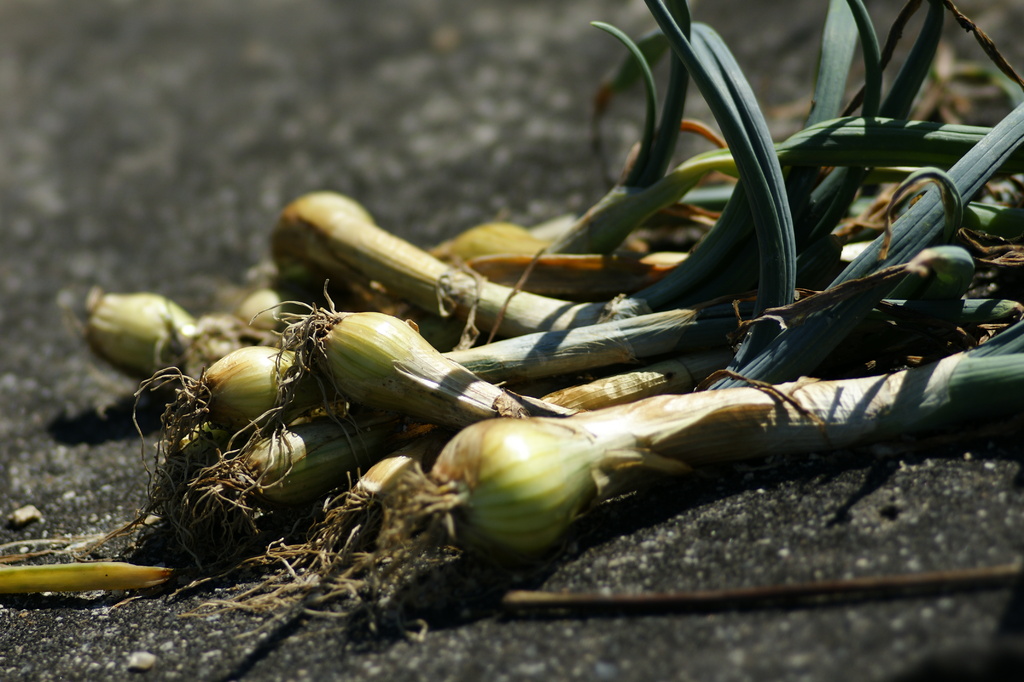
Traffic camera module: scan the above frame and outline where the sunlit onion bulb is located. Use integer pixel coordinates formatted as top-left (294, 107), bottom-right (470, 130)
top-left (203, 346), bottom-right (322, 429)
top-left (85, 290), bottom-right (197, 378)
top-left (317, 311), bottom-right (520, 428)
top-left (430, 418), bottom-right (661, 561)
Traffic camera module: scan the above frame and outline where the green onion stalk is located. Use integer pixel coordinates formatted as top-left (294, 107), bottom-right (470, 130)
top-left (541, 348), bottom-right (733, 411)
top-left (445, 309), bottom-right (737, 385)
top-left (271, 192), bottom-right (651, 337)
top-left (284, 309), bottom-right (573, 430)
top-left (414, 348), bottom-right (1024, 562)
top-left (0, 562), bottom-right (174, 594)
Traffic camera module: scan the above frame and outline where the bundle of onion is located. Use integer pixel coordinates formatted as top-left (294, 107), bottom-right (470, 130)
top-left (416, 348), bottom-right (1024, 562)
top-left (271, 192), bottom-right (649, 337)
top-left (287, 309), bottom-right (571, 430)
top-left (150, 345), bottom-right (326, 534)
top-left (196, 426), bottom-right (454, 611)
top-left (147, 414), bottom-right (402, 566)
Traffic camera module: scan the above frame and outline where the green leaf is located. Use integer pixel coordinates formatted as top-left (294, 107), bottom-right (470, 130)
top-left (718, 101), bottom-right (1024, 386)
top-left (591, 22), bottom-right (660, 189)
top-left (601, 29), bottom-right (670, 96)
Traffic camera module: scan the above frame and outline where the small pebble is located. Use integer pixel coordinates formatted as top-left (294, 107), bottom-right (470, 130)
top-left (7, 504), bottom-right (43, 529)
top-left (127, 651), bottom-right (157, 672)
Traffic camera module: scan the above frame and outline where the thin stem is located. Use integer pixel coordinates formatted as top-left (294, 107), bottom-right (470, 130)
top-left (503, 563), bottom-right (1022, 615)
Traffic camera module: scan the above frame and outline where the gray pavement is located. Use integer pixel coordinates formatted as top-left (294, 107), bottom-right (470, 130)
top-left (2, 1), bottom-right (1024, 680)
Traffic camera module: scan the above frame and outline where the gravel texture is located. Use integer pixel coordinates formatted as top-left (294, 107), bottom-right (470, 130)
top-left (2, 1), bottom-right (1024, 680)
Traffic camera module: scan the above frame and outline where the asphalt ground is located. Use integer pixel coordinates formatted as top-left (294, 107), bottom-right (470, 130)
top-left (2, 1), bottom-right (1024, 680)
